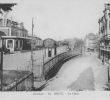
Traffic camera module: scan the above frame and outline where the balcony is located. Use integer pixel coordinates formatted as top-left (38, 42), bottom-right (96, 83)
top-left (100, 46), bottom-right (110, 52)
top-left (99, 34), bottom-right (110, 41)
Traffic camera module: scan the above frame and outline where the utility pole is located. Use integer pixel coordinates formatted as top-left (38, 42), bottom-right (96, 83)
top-left (108, 66), bottom-right (109, 82)
top-left (31, 18), bottom-right (34, 89)
top-left (0, 37), bottom-right (3, 91)
top-left (42, 54), bottom-right (45, 80)
top-left (31, 18), bottom-right (34, 71)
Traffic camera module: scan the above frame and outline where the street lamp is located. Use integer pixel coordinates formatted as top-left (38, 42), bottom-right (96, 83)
top-left (31, 18), bottom-right (34, 90)
top-left (0, 37), bottom-right (3, 91)
top-left (54, 41), bottom-right (57, 56)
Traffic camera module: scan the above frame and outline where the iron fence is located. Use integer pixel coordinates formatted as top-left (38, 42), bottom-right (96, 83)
top-left (43, 50), bottom-right (80, 78)
top-left (2, 72), bottom-right (33, 91)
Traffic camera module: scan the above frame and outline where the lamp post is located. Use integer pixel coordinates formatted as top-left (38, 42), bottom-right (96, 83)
top-left (54, 41), bottom-right (57, 56)
top-left (0, 37), bottom-right (3, 91)
top-left (31, 18), bottom-right (34, 89)
top-left (98, 19), bottom-right (101, 59)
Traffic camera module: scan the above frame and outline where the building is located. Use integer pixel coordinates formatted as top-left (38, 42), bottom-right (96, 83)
top-left (0, 4), bottom-right (29, 52)
top-left (43, 38), bottom-right (56, 48)
top-left (28, 35), bottom-right (43, 50)
top-left (85, 33), bottom-right (98, 52)
top-left (43, 38), bottom-right (57, 57)
top-left (33, 36), bottom-right (43, 49)
top-left (98, 4), bottom-right (110, 64)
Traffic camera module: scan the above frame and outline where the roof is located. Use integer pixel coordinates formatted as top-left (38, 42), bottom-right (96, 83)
top-left (1, 36), bottom-right (30, 40)
top-left (28, 36), bottom-right (42, 40)
top-left (43, 38), bottom-right (56, 42)
top-left (6, 19), bottom-right (28, 31)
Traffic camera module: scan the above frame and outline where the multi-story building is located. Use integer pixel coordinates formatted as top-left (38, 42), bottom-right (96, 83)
top-left (0, 7), bottom-right (29, 52)
top-left (84, 33), bottom-right (98, 52)
top-left (0, 4), bottom-right (44, 53)
top-left (98, 4), bottom-right (110, 64)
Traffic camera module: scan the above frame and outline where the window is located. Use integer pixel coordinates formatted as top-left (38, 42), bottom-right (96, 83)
top-left (0, 38), bottom-right (2, 48)
top-left (7, 40), bottom-right (13, 48)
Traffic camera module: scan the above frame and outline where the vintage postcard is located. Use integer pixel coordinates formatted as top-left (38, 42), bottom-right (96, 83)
top-left (0, 0), bottom-right (110, 100)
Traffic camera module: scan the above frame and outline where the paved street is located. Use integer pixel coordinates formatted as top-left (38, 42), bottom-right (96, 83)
top-left (43, 52), bottom-right (108, 91)
top-left (3, 46), bottom-right (67, 77)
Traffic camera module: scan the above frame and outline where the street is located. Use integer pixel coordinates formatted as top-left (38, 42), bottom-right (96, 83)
top-left (42, 52), bottom-right (108, 91)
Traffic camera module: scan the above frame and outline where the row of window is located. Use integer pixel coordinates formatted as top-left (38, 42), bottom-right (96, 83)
top-left (10, 25), bottom-right (28, 37)
top-left (99, 17), bottom-right (110, 36)
top-left (11, 31), bottom-right (27, 37)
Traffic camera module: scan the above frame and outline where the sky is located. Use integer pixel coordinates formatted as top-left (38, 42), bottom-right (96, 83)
top-left (1, 0), bottom-right (110, 40)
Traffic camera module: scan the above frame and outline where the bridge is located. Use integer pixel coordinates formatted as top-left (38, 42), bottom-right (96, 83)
top-left (35, 51), bottom-right (108, 91)
top-left (34, 49), bottom-right (82, 91)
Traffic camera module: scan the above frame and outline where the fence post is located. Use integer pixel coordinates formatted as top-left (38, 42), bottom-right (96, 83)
top-left (45, 48), bottom-right (46, 57)
top-left (108, 66), bottom-right (109, 82)
top-left (0, 49), bottom-right (3, 91)
top-left (0, 37), bottom-right (3, 91)
top-left (15, 79), bottom-right (17, 91)
top-left (52, 59), bottom-right (54, 67)
top-left (42, 55), bottom-right (45, 80)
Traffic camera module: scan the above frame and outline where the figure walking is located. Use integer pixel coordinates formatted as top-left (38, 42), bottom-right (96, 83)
top-left (102, 59), bottom-right (104, 65)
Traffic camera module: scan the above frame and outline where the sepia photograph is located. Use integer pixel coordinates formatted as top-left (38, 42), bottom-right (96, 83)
top-left (0, 0), bottom-right (110, 99)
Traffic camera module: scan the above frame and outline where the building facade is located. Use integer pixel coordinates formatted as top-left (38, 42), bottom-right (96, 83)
top-left (85, 33), bottom-right (98, 52)
top-left (28, 35), bottom-right (43, 50)
top-left (98, 4), bottom-right (110, 64)
top-left (43, 38), bottom-right (57, 57)
top-left (43, 38), bottom-right (56, 48)
top-left (0, 8), bottom-right (29, 52)
top-left (33, 36), bottom-right (43, 49)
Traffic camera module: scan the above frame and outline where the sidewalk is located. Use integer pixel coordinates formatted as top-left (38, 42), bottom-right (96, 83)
top-left (83, 52), bottom-right (109, 90)
top-left (42, 52), bottom-right (108, 91)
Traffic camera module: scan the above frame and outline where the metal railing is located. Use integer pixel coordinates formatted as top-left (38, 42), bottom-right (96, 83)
top-left (43, 50), bottom-right (80, 78)
top-left (2, 72), bottom-right (33, 91)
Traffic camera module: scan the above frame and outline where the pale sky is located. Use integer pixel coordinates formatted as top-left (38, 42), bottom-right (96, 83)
top-left (2, 0), bottom-right (110, 40)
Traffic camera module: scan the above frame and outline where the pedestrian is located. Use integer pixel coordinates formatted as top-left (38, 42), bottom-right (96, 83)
top-left (102, 59), bottom-right (104, 65)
